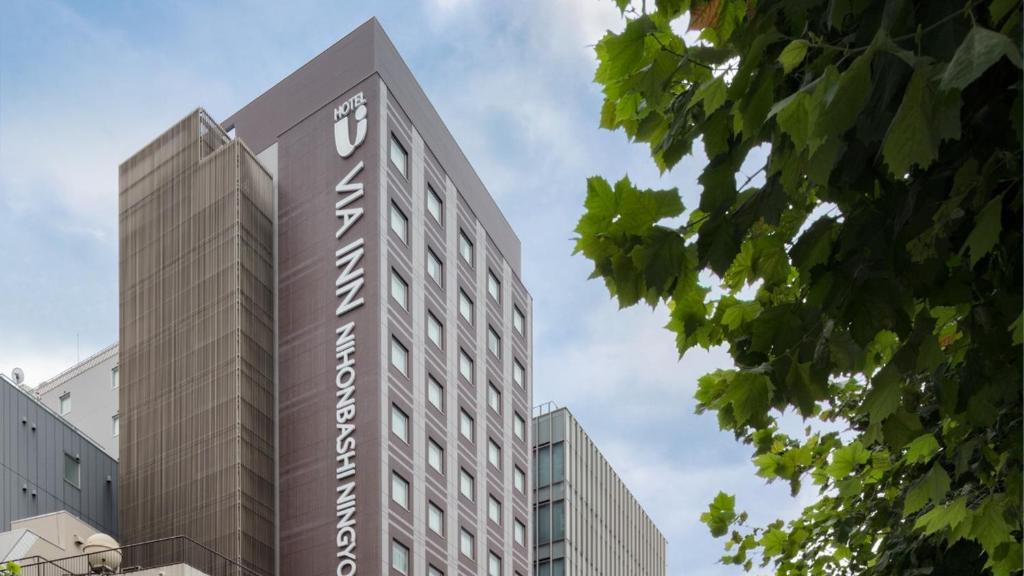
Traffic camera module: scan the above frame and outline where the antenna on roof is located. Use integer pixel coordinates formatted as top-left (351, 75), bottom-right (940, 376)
top-left (12, 368), bottom-right (24, 385)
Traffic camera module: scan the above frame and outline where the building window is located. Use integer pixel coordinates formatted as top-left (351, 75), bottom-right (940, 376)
top-left (487, 383), bottom-right (501, 414)
top-left (427, 185), bottom-right (443, 225)
top-left (112, 414), bottom-right (120, 437)
top-left (458, 230), bottom-right (474, 266)
top-left (514, 466), bottom-right (525, 493)
top-left (59, 392), bottom-right (71, 415)
top-left (391, 269), bottom-right (408, 309)
top-left (390, 202), bottom-right (408, 243)
top-left (459, 468), bottom-right (474, 501)
top-left (487, 326), bottom-right (501, 358)
top-left (390, 135), bottom-right (408, 178)
top-left (460, 528), bottom-right (475, 559)
top-left (391, 404), bottom-right (409, 442)
top-left (392, 540), bottom-right (410, 574)
top-left (488, 439), bottom-right (501, 469)
top-left (63, 453), bottom-right (79, 487)
top-left (429, 567), bottom-right (443, 576)
top-left (427, 376), bottom-right (444, 412)
top-left (487, 270), bottom-right (500, 302)
top-left (428, 501), bottom-right (444, 535)
top-left (427, 313), bottom-right (443, 349)
top-left (513, 306), bottom-right (525, 335)
top-left (488, 495), bottom-right (501, 525)
top-left (391, 337), bottom-right (409, 376)
top-left (459, 409), bottom-right (475, 442)
top-left (458, 290), bottom-right (473, 323)
top-left (513, 412), bottom-right (525, 441)
top-left (514, 519), bottom-right (526, 546)
top-left (428, 439), bottom-right (444, 474)
top-left (459, 350), bottom-right (474, 383)
top-left (513, 360), bottom-right (524, 388)
top-left (111, 366), bottom-right (119, 389)
top-left (427, 249), bottom-right (443, 286)
top-left (488, 552), bottom-right (501, 576)
top-left (392, 472), bottom-right (410, 508)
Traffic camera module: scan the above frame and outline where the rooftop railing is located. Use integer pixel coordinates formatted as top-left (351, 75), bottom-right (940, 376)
top-left (12, 536), bottom-right (261, 576)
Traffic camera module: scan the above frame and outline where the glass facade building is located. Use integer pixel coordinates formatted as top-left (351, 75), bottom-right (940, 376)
top-left (533, 406), bottom-right (666, 576)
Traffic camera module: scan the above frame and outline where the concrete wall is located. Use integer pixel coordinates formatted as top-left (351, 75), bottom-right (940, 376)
top-left (0, 375), bottom-right (118, 536)
top-left (35, 344), bottom-right (119, 459)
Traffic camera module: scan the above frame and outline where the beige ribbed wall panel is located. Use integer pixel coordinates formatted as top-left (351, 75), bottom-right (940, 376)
top-left (119, 110), bottom-right (275, 576)
top-left (534, 408), bottom-right (666, 576)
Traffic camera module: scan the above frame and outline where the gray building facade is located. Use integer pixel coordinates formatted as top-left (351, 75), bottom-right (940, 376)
top-left (533, 406), bottom-right (666, 576)
top-left (0, 373), bottom-right (118, 535)
top-left (35, 344), bottom-right (120, 459)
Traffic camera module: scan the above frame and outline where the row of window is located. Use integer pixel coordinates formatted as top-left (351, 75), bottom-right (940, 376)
top-left (56, 365), bottom-right (118, 417)
top-left (390, 334), bottom-right (526, 391)
top-left (392, 537), bottom-right (516, 576)
top-left (387, 213), bottom-right (527, 337)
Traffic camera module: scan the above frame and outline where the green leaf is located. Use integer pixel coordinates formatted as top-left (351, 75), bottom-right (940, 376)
top-left (701, 491), bottom-right (737, 537)
top-left (817, 55), bottom-right (872, 137)
top-left (914, 496), bottom-right (968, 535)
top-left (882, 66), bottom-right (962, 176)
top-left (962, 193), bottom-right (1004, 266)
top-left (1010, 313), bottom-right (1023, 346)
top-left (906, 434), bottom-right (941, 464)
top-left (970, 495), bottom-right (1015, 555)
top-left (863, 365), bottom-right (901, 424)
top-left (827, 441), bottom-right (871, 478)
top-left (694, 76), bottom-right (729, 115)
top-left (903, 463), bottom-right (951, 515)
top-left (778, 40), bottom-right (808, 74)
top-left (941, 26), bottom-right (1023, 91)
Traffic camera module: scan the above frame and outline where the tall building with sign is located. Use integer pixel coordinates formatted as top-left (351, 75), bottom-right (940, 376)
top-left (533, 405), bottom-right (666, 576)
top-left (116, 18), bottom-right (532, 576)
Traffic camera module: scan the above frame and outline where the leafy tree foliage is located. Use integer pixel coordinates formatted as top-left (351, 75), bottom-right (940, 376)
top-left (575, 1), bottom-right (1022, 574)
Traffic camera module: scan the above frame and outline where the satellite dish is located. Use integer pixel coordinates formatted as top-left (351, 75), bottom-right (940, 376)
top-left (12, 368), bottom-right (24, 385)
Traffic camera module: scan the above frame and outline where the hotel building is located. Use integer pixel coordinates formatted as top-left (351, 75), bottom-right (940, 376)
top-left (115, 17), bottom-right (532, 576)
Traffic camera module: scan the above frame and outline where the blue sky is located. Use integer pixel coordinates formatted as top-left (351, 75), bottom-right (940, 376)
top-left (0, 1), bottom-right (803, 574)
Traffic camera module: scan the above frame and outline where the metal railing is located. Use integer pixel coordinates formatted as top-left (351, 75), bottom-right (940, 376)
top-left (12, 536), bottom-right (261, 576)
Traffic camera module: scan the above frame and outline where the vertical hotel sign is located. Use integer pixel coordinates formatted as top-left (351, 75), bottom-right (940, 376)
top-left (332, 91), bottom-right (367, 576)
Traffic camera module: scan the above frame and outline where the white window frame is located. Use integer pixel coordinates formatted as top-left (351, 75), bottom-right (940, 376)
top-left (460, 529), bottom-right (475, 559)
top-left (458, 289), bottom-right (473, 323)
top-left (427, 313), bottom-right (443, 348)
top-left (391, 404), bottom-right (409, 442)
top-left (391, 269), bottom-right (408, 309)
top-left (427, 377), bottom-right (444, 412)
top-left (459, 468), bottom-right (475, 501)
top-left (514, 466), bottom-right (525, 493)
top-left (392, 540), bottom-right (410, 574)
top-left (488, 495), bottom-right (501, 525)
top-left (459, 350), bottom-right (474, 383)
top-left (428, 439), bottom-right (444, 474)
top-left (392, 471), bottom-right (410, 508)
top-left (391, 337), bottom-right (409, 376)
top-left (390, 202), bottom-right (408, 243)
top-left (488, 439), bottom-right (501, 469)
top-left (513, 306), bottom-right (525, 335)
top-left (59, 392), bottom-right (71, 415)
top-left (390, 135), bottom-right (408, 178)
top-left (428, 501), bottom-right (444, 535)
top-left (488, 383), bottom-right (501, 414)
top-left (513, 360), bottom-right (524, 388)
top-left (112, 414), bottom-right (120, 437)
top-left (459, 231), bottom-right (474, 266)
top-left (460, 409), bottom-right (475, 442)
top-left (427, 249), bottom-right (443, 286)
top-left (487, 270), bottom-right (500, 302)
top-left (427, 186), bottom-right (443, 225)
top-left (111, 366), bottom-right (119, 389)
top-left (487, 326), bottom-right (501, 358)
top-left (513, 413), bottom-right (525, 441)
top-left (514, 519), bottom-right (526, 546)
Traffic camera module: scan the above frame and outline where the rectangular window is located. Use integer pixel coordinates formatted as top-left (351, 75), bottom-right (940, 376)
top-left (392, 472), bottom-right (409, 508)
top-left (427, 313), bottom-right (443, 348)
top-left (488, 495), bottom-right (501, 525)
top-left (63, 453), bottom-right (79, 487)
top-left (391, 338), bottom-right (408, 376)
top-left (514, 466), bottom-right (525, 493)
top-left (488, 552), bottom-right (501, 576)
top-left (391, 269), bottom-right (408, 309)
top-left (390, 202), bottom-right (408, 243)
top-left (513, 306), bottom-right (525, 335)
top-left (112, 414), bottom-right (120, 437)
top-left (427, 376), bottom-right (444, 412)
top-left (111, 366), bottom-right (119, 389)
top-left (427, 186), bottom-right (443, 224)
top-left (428, 501), bottom-right (444, 535)
top-left (513, 412), bottom-right (525, 441)
top-left (459, 350), bottom-right (474, 383)
top-left (459, 468), bottom-right (475, 501)
top-left (537, 445), bottom-right (551, 486)
top-left (390, 135), bottom-right (408, 177)
top-left (392, 540), bottom-right (410, 574)
top-left (428, 439), bottom-right (444, 474)
top-left (391, 404), bottom-right (409, 442)
top-left (487, 383), bottom-right (501, 414)
top-left (552, 442), bottom-right (566, 483)
top-left (552, 500), bottom-right (565, 541)
top-left (429, 567), bottom-right (443, 576)
top-left (459, 409), bottom-right (474, 442)
top-left (487, 326), bottom-right (501, 358)
top-left (460, 528), bottom-right (475, 559)
top-left (513, 360), bottom-right (524, 388)
top-left (458, 290), bottom-right (473, 323)
top-left (488, 439), bottom-right (501, 469)
top-left (59, 392), bottom-right (71, 415)
top-left (459, 230), bottom-right (474, 266)
top-left (487, 270), bottom-right (500, 302)
top-left (514, 519), bottom-right (526, 546)
top-left (427, 249), bottom-right (443, 286)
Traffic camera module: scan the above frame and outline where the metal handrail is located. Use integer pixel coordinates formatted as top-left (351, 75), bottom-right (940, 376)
top-left (12, 535), bottom-right (261, 576)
